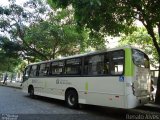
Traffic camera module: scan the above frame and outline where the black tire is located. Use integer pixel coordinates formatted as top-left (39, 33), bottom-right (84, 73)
top-left (65, 90), bottom-right (78, 109)
top-left (29, 87), bottom-right (34, 98)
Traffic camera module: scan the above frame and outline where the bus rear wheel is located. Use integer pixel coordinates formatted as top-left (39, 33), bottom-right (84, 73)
top-left (65, 90), bottom-right (78, 109)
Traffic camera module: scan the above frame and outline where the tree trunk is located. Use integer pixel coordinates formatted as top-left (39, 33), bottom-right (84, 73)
top-left (155, 59), bottom-right (160, 104)
top-left (145, 23), bottom-right (160, 104)
top-left (155, 23), bottom-right (160, 104)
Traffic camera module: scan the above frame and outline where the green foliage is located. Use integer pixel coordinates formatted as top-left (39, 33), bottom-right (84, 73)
top-left (120, 28), bottom-right (159, 65)
top-left (48, 0), bottom-right (134, 36)
top-left (24, 20), bottom-right (73, 60)
top-left (23, 5), bottom-right (106, 60)
top-left (24, 15), bottom-right (104, 60)
top-left (0, 0), bottom-right (106, 73)
top-left (0, 0), bottom-right (51, 61)
top-left (48, 0), bottom-right (160, 51)
top-left (0, 37), bottom-right (22, 58)
top-left (0, 36), bottom-right (22, 72)
top-left (15, 61), bottom-right (27, 73)
top-left (0, 0), bottom-right (105, 62)
top-left (0, 0), bottom-right (51, 71)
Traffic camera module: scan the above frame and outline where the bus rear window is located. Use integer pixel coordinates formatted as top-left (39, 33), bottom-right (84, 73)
top-left (132, 49), bottom-right (149, 68)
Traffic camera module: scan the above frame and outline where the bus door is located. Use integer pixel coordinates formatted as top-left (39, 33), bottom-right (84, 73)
top-left (38, 63), bottom-right (50, 94)
top-left (30, 65), bottom-right (44, 93)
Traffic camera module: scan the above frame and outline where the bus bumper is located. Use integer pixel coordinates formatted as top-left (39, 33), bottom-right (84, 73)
top-left (137, 96), bottom-right (150, 105)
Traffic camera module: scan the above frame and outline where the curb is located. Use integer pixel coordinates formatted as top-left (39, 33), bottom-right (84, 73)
top-left (137, 103), bottom-right (160, 113)
top-left (145, 103), bottom-right (160, 109)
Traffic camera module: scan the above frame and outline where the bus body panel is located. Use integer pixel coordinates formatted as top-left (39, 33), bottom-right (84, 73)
top-left (23, 76), bottom-right (126, 108)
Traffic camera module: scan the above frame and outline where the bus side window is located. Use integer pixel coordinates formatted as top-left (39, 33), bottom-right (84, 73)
top-left (51, 61), bottom-right (64, 75)
top-left (84, 57), bottom-right (89, 75)
top-left (84, 55), bottom-right (104, 75)
top-left (97, 62), bottom-right (104, 74)
top-left (65, 58), bottom-right (82, 75)
top-left (39, 63), bottom-right (49, 76)
top-left (110, 51), bottom-right (124, 75)
top-left (30, 65), bottom-right (38, 77)
top-left (104, 53), bottom-right (110, 75)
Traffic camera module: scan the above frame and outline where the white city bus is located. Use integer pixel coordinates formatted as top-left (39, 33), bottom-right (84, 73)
top-left (22, 46), bottom-right (151, 109)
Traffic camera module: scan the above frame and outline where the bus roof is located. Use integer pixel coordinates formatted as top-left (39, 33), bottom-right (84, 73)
top-left (27, 45), bottom-right (140, 66)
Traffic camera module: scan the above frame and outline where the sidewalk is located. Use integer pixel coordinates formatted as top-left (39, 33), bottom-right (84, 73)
top-left (144, 103), bottom-right (160, 110)
top-left (0, 81), bottom-right (22, 89)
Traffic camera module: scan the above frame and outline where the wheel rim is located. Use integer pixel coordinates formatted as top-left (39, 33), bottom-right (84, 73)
top-left (68, 95), bottom-right (76, 106)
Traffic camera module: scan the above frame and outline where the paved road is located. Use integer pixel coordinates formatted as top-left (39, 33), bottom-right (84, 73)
top-left (0, 86), bottom-right (159, 120)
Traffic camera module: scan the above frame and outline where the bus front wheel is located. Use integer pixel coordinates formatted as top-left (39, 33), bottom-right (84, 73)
top-left (65, 90), bottom-right (78, 109)
top-left (28, 86), bottom-right (34, 98)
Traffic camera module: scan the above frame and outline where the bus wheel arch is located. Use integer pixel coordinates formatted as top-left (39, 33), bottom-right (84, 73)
top-left (28, 85), bottom-right (34, 98)
top-left (65, 88), bottom-right (79, 109)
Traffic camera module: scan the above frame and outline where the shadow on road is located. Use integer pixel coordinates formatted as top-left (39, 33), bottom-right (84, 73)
top-left (23, 95), bottom-right (160, 120)
top-left (24, 95), bottom-right (65, 106)
top-left (136, 105), bottom-right (160, 113)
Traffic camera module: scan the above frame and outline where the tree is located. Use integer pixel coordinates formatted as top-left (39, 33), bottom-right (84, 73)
top-left (24, 19), bottom-right (86, 60)
top-left (120, 27), bottom-right (159, 67)
top-left (0, 0), bottom-right (51, 62)
top-left (0, 36), bottom-right (22, 72)
top-left (48, 0), bottom-right (160, 104)
top-left (0, 0), bottom-right (54, 74)
top-left (0, 0), bottom-right (105, 63)
top-left (24, 7), bottom-right (105, 60)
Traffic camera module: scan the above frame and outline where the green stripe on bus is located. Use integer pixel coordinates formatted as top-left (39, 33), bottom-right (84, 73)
top-left (85, 82), bottom-right (88, 92)
top-left (125, 48), bottom-right (134, 76)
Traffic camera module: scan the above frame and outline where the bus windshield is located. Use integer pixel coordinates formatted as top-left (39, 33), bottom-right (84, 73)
top-left (132, 49), bottom-right (149, 68)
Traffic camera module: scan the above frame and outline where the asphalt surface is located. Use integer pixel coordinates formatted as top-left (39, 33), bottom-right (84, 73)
top-left (0, 86), bottom-right (159, 120)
